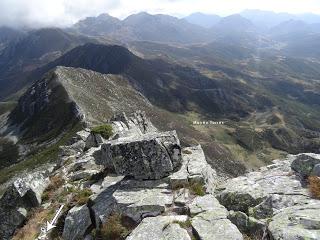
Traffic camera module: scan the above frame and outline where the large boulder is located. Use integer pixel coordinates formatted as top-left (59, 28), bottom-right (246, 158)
top-left (62, 205), bottom-right (92, 240)
top-left (126, 215), bottom-right (189, 240)
top-left (100, 131), bottom-right (182, 180)
top-left (0, 170), bottom-right (50, 240)
top-left (291, 153), bottom-right (320, 178)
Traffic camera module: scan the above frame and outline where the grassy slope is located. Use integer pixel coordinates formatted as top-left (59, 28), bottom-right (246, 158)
top-left (0, 123), bottom-right (82, 185)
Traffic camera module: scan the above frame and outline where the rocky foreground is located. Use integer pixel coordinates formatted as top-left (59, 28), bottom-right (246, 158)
top-left (0, 111), bottom-right (319, 240)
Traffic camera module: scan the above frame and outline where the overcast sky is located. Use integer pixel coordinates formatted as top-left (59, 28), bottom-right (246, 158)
top-left (1, 0), bottom-right (320, 28)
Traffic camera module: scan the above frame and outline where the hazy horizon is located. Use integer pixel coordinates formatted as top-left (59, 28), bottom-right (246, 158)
top-left (0, 0), bottom-right (320, 28)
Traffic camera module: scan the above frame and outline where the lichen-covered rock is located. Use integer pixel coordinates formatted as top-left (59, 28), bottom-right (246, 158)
top-left (162, 223), bottom-right (191, 240)
top-left (169, 145), bottom-right (217, 193)
top-left (126, 215), bottom-right (189, 240)
top-left (101, 131), bottom-right (181, 180)
top-left (192, 211), bottom-right (243, 240)
top-left (291, 153), bottom-right (320, 178)
top-left (268, 202), bottom-right (320, 240)
top-left (217, 156), bottom-right (309, 214)
top-left (62, 205), bottom-right (92, 240)
top-left (188, 194), bottom-right (227, 217)
top-left (0, 171), bottom-right (50, 240)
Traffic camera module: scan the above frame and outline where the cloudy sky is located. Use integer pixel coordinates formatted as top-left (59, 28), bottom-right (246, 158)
top-left (1, 0), bottom-right (320, 28)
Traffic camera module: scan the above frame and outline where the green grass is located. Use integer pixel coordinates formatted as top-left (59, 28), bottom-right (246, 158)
top-left (0, 123), bottom-right (82, 185)
top-left (91, 124), bottom-right (113, 139)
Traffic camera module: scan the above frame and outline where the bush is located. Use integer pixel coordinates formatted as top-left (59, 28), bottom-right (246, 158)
top-left (308, 176), bottom-right (320, 199)
top-left (99, 213), bottom-right (129, 240)
top-left (91, 124), bottom-right (113, 139)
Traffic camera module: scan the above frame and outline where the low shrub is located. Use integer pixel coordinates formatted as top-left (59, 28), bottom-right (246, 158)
top-left (99, 213), bottom-right (129, 240)
top-left (189, 182), bottom-right (206, 196)
top-left (308, 176), bottom-right (320, 199)
top-left (72, 188), bottom-right (93, 206)
top-left (91, 124), bottom-right (113, 139)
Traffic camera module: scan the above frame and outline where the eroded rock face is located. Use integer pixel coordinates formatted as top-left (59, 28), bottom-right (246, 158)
top-left (0, 171), bottom-right (50, 240)
top-left (62, 205), bottom-right (92, 240)
top-left (101, 131), bottom-right (182, 180)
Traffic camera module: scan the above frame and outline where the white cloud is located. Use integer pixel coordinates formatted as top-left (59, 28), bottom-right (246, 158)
top-left (0, 0), bottom-right (320, 28)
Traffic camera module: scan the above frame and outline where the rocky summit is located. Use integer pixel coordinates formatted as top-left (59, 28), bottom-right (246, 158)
top-left (0, 111), bottom-right (319, 240)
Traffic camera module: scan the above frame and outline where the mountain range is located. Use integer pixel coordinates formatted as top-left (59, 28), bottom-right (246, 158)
top-left (0, 10), bottom-right (319, 183)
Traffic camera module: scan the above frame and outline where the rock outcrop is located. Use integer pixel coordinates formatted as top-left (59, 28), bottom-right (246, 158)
top-left (0, 170), bottom-right (50, 240)
top-left (216, 153), bottom-right (320, 239)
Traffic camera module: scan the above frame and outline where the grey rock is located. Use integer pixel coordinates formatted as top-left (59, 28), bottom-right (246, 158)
top-left (60, 140), bottom-right (86, 157)
top-left (85, 132), bottom-right (104, 149)
top-left (101, 131), bottom-right (181, 180)
top-left (126, 215), bottom-right (189, 240)
top-left (173, 188), bottom-right (189, 206)
top-left (188, 194), bottom-right (227, 217)
top-left (0, 171), bottom-right (50, 239)
top-left (312, 164), bottom-right (320, 177)
top-left (90, 177), bottom-right (122, 226)
top-left (191, 211), bottom-right (243, 240)
top-left (111, 111), bottom-right (157, 138)
top-left (291, 153), bottom-right (320, 178)
top-left (113, 179), bottom-right (173, 222)
top-left (62, 205), bottom-right (92, 240)
top-left (162, 223), bottom-right (191, 240)
top-left (217, 156), bottom-right (310, 214)
top-left (169, 145), bottom-right (217, 193)
top-left (228, 211), bottom-right (265, 235)
top-left (268, 202), bottom-right (320, 240)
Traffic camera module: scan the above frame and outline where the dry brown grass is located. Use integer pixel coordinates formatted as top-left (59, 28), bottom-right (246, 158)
top-left (98, 213), bottom-right (130, 240)
top-left (12, 208), bottom-right (56, 240)
top-left (42, 175), bottom-right (65, 202)
top-left (308, 176), bottom-right (320, 199)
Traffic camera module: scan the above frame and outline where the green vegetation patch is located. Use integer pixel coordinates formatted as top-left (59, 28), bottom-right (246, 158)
top-left (91, 124), bottom-right (113, 139)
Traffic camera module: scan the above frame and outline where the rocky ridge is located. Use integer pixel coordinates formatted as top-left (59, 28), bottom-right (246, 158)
top-left (0, 111), bottom-right (319, 240)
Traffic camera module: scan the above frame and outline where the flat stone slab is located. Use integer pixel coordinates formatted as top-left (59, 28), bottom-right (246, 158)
top-left (126, 215), bottom-right (189, 240)
top-left (268, 202), bottom-right (320, 240)
top-left (113, 179), bottom-right (173, 222)
top-left (192, 212), bottom-right (243, 240)
top-left (189, 194), bottom-right (227, 217)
